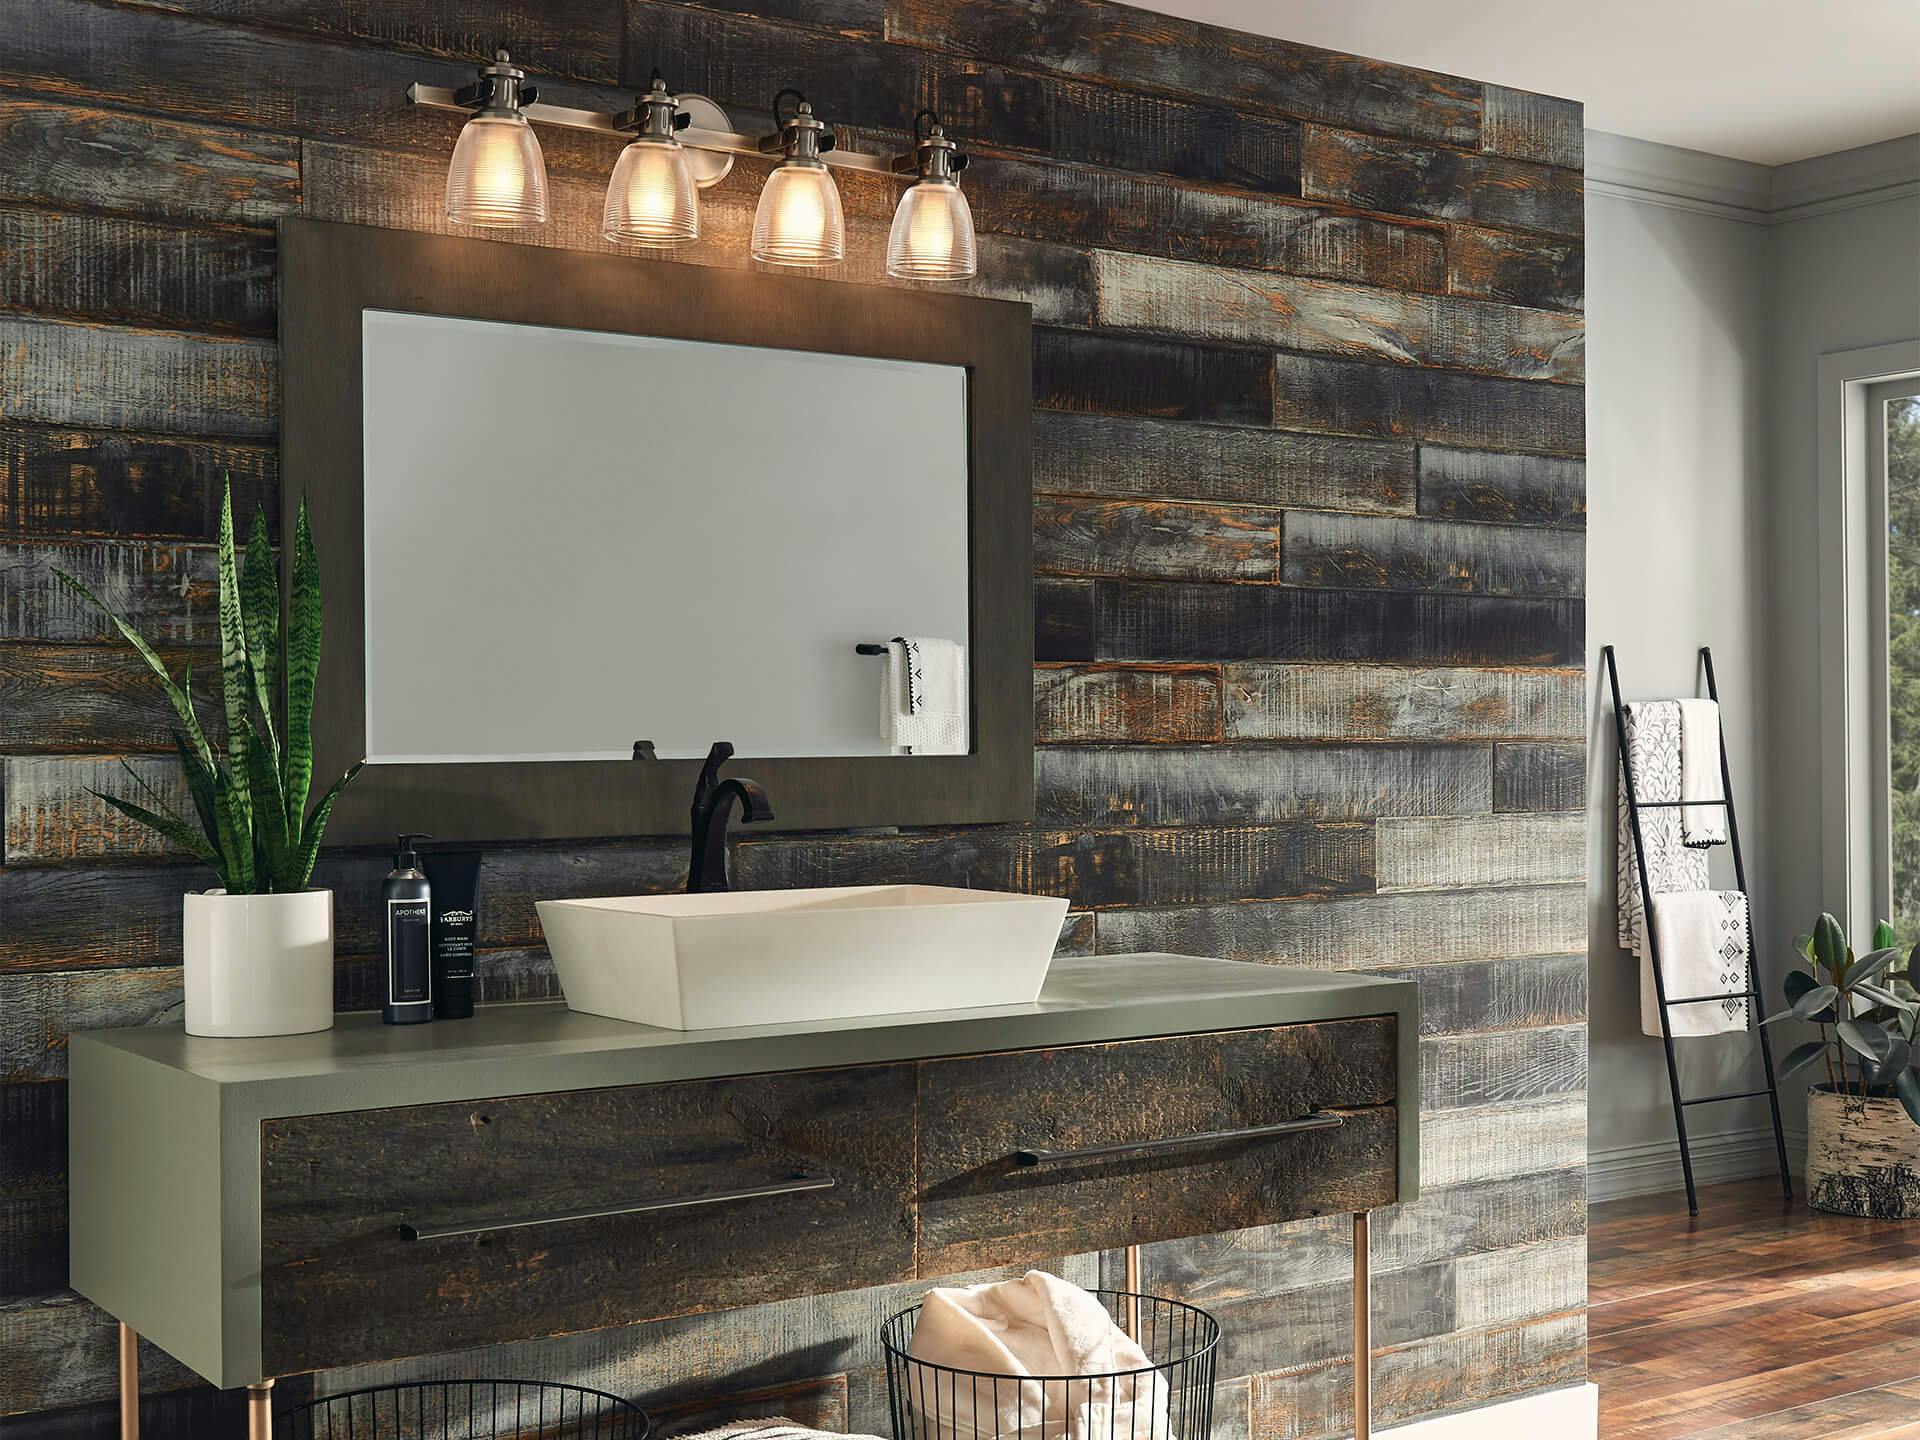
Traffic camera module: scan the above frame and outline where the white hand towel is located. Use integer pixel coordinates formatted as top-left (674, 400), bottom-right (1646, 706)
top-left (1676, 698), bottom-right (1729, 847)
top-left (880, 637), bottom-right (968, 756)
top-left (1617, 701), bottom-right (1709, 958)
top-left (906, 1270), bottom-right (1172, 1440)
top-left (1646, 890), bottom-right (1752, 1036)
top-left (675, 1423), bottom-right (883, 1440)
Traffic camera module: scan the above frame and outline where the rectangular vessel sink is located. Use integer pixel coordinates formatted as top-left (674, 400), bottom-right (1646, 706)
top-left (536, 885), bottom-right (1070, 1030)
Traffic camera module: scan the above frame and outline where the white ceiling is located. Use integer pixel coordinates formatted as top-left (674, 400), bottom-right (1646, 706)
top-left (1133, 0), bottom-right (1920, 166)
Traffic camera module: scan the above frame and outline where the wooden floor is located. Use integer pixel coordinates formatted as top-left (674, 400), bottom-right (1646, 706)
top-left (1590, 1178), bottom-right (1920, 1438)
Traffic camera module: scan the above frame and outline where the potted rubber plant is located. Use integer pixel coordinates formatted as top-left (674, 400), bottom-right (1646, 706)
top-left (53, 482), bottom-right (361, 1037)
top-left (1766, 913), bottom-right (1920, 1217)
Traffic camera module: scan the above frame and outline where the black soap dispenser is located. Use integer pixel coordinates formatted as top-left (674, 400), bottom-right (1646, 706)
top-left (383, 832), bottom-right (434, 1025)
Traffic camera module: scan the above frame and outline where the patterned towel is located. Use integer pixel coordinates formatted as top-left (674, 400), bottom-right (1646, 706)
top-left (1647, 890), bottom-right (1753, 1036)
top-left (1616, 700), bottom-right (1709, 954)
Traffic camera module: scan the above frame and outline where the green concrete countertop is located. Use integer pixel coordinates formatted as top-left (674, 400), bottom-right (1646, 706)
top-left (68, 952), bottom-right (1417, 1388)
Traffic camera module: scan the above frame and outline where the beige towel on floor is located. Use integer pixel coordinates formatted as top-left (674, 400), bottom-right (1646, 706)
top-left (1676, 698), bottom-right (1729, 847)
top-left (1647, 890), bottom-right (1753, 1037)
top-left (906, 1271), bottom-right (1171, 1440)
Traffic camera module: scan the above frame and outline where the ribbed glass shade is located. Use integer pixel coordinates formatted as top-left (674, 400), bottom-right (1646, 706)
top-left (886, 178), bottom-right (977, 280)
top-left (446, 113), bottom-right (549, 227)
top-left (603, 137), bottom-right (699, 244)
top-left (751, 162), bottom-right (845, 266)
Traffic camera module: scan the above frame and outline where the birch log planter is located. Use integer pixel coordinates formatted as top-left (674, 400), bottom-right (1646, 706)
top-left (1806, 1086), bottom-right (1920, 1218)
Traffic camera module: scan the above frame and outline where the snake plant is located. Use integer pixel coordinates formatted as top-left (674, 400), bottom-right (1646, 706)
top-left (1767, 913), bottom-right (1920, 1125)
top-left (52, 480), bottom-right (361, 893)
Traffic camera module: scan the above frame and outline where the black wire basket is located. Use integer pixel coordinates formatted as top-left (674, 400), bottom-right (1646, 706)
top-left (273, 1379), bottom-right (650, 1440)
top-left (882, 1291), bottom-right (1219, 1440)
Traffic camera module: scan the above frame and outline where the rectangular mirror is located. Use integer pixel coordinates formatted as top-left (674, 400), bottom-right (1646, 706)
top-left (361, 312), bottom-right (971, 763)
top-left (280, 219), bottom-right (1032, 846)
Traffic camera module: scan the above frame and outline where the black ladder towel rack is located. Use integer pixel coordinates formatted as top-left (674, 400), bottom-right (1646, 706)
top-left (1603, 643), bottom-right (1793, 1217)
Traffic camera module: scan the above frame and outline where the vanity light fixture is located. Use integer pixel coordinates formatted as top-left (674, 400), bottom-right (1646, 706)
top-left (442, 51), bottom-right (550, 227)
top-left (407, 64), bottom-right (979, 278)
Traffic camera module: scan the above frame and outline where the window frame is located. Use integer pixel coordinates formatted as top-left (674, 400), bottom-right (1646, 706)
top-left (1871, 375), bottom-right (1920, 923)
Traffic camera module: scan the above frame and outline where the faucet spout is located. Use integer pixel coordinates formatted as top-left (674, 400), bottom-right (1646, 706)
top-left (687, 744), bottom-right (773, 892)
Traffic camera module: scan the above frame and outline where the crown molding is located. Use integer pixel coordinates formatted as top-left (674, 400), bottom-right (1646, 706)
top-left (1586, 128), bottom-right (1920, 225)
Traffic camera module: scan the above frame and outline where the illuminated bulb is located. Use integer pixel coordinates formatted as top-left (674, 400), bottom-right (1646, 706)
top-left (445, 54), bottom-right (548, 227)
top-left (887, 178), bottom-right (975, 280)
top-left (604, 138), bottom-right (698, 244)
top-left (751, 96), bottom-right (845, 266)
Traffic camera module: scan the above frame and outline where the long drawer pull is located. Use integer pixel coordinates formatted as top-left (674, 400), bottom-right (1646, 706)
top-left (398, 1171), bottom-right (836, 1242)
top-left (1013, 1112), bottom-right (1345, 1167)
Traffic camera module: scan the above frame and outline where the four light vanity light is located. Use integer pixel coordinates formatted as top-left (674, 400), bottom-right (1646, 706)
top-left (408, 53), bottom-right (978, 280)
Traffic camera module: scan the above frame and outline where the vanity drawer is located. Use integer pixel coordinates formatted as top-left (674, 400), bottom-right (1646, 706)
top-left (915, 1019), bottom-right (1398, 1275)
top-left (259, 1063), bottom-right (917, 1374)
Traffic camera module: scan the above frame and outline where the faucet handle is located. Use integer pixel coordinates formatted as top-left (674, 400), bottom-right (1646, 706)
top-left (693, 741), bottom-right (735, 808)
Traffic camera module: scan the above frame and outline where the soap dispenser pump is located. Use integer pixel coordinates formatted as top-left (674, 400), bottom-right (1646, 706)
top-left (383, 832), bottom-right (434, 1025)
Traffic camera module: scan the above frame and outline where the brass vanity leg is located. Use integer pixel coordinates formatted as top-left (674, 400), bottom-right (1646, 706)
top-left (1353, 1211), bottom-right (1372, 1440)
top-left (246, 1379), bottom-right (273, 1440)
top-left (1123, 1241), bottom-right (1142, 1340)
top-left (117, 1322), bottom-right (139, 1440)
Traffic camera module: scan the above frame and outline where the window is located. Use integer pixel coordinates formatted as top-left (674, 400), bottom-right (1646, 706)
top-left (1877, 378), bottom-right (1920, 930)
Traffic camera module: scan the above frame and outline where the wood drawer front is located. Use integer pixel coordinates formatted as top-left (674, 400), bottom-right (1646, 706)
top-left (916, 1019), bottom-right (1398, 1275)
top-left (260, 1064), bottom-right (917, 1375)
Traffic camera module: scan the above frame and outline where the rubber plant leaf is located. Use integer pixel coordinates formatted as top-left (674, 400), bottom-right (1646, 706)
top-left (1875, 919), bottom-right (1898, 953)
top-left (1897, 1068), bottom-right (1920, 1127)
top-left (1837, 1019), bottom-right (1893, 1064)
top-left (1851, 946), bottom-right (1903, 987)
top-left (1778, 1039), bottom-right (1831, 1081)
top-left (1763, 985), bottom-right (1837, 1025)
top-left (1813, 912), bottom-right (1847, 977)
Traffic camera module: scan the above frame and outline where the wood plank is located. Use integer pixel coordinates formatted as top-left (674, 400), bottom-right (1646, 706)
top-left (0, 1291), bottom-right (208, 1417)
top-left (0, 423), bottom-right (277, 542)
top-left (1035, 577), bottom-right (1096, 662)
top-left (0, 541), bottom-right (220, 644)
top-left (1131, 823), bottom-right (1374, 904)
top-left (1302, 125), bottom-right (1584, 238)
top-left (1094, 580), bottom-right (1584, 665)
top-left (1222, 662), bottom-right (1583, 742)
top-left (1420, 1096), bottom-right (1586, 1187)
top-left (1031, 411), bottom-right (1415, 514)
top-left (4, 756), bottom-right (192, 864)
top-left (961, 154), bottom-right (1446, 290)
top-left (1095, 886), bottom-right (1586, 970)
top-left (1418, 444), bottom-right (1586, 526)
top-left (0, 206), bottom-right (275, 335)
top-left (1272, 352), bottom-right (1587, 457)
top-left (1093, 250), bottom-right (1585, 384)
top-left (0, 643), bottom-right (219, 753)
top-left (1, 1081), bottom-right (67, 1304)
top-left (730, 827), bottom-right (1139, 904)
top-left (0, 864), bottom-right (193, 972)
top-left (1, 970), bottom-right (183, 1081)
top-left (1034, 664), bottom-right (1223, 744)
top-left (1282, 511), bottom-right (1585, 598)
top-left (884, 0), bottom-right (1482, 146)
top-left (1035, 329), bottom-right (1274, 425)
top-left (623, 7), bottom-right (1303, 193)
top-left (1481, 86), bottom-right (1584, 171)
top-left (1034, 495), bottom-right (1283, 582)
top-left (916, 1022), bottom-right (1399, 1276)
top-left (1376, 954), bottom-right (1588, 1037)
top-left (1421, 1025), bottom-right (1587, 1111)
top-left (0, 317), bottom-right (275, 439)
top-left (0, 97), bottom-right (295, 227)
top-left (1447, 224), bottom-right (1585, 313)
top-left (650, 1374), bottom-right (850, 1439)
top-left (1376, 814), bottom-right (1585, 891)
top-left (1036, 743), bottom-right (1491, 826)
top-left (1494, 741), bottom-right (1586, 812)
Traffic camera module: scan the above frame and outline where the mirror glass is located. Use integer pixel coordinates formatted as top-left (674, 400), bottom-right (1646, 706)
top-left (360, 310), bottom-right (970, 763)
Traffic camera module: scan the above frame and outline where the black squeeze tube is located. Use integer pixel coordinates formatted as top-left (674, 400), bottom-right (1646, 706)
top-left (423, 849), bottom-right (483, 1020)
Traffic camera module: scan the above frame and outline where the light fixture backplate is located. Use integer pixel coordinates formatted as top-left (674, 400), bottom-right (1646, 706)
top-left (677, 95), bottom-right (734, 188)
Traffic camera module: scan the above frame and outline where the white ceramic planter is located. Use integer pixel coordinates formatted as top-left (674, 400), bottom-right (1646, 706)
top-left (182, 889), bottom-right (336, 1038)
top-left (1806, 1084), bottom-right (1920, 1218)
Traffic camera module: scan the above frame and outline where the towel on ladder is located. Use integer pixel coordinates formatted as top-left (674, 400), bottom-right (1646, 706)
top-left (1676, 697), bottom-right (1729, 848)
top-left (1616, 700), bottom-right (1709, 956)
top-left (1647, 890), bottom-right (1753, 1036)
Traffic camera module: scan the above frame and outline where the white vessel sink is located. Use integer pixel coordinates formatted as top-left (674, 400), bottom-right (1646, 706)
top-left (536, 884), bottom-right (1070, 1031)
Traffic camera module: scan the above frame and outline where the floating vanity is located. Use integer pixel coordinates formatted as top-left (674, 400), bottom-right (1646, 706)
top-left (70, 953), bottom-right (1416, 1437)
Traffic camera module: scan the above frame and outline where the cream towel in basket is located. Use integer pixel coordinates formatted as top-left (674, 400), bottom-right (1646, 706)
top-left (906, 1271), bottom-right (1172, 1440)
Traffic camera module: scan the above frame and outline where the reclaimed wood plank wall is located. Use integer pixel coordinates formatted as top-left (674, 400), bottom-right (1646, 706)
top-left (0, 0), bottom-right (1587, 1432)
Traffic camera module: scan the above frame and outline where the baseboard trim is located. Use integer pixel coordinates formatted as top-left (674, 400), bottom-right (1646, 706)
top-left (1381, 1382), bottom-right (1598, 1438)
top-left (1589, 1125), bottom-right (1807, 1202)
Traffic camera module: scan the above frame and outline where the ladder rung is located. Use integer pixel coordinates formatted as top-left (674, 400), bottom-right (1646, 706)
top-left (1666, 991), bottom-right (1758, 1005)
top-left (1633, 799), bottom-right (1728, 808)
top-left (1681, 1088), bottom-right (1772, 1106)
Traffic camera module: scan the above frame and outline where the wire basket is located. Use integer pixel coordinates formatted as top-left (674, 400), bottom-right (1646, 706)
top-left (882, 1291), bottom-right (1219, 1440)
top-left (273, 1379), bottom-right (650, 1440)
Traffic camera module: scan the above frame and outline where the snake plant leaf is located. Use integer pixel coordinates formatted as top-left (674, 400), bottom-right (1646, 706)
top-left (242, 722), bottom-right (293, 890)
top-left (1837, 1019), bottom-right (1893, 1064)
top-left (1778, 1039), bottom-right (1832, 1081)
top-left (1897, 1068), bottom-right (1920, 1127)
top-left (1874, 920), bottom-right (1898, 953)
top-left (284, 499), bottom-right (321, 830)
top-left (291, 761), bottom-right (363, 890)
top-left (1851, 947), bottom-right (1903, 987)
top-left (216, 487), bottom-right (253, 835)
top-left (241, 502), bottom-right (281, 760)
top-left (93, 788), bottom-right (223, 873)
top-left (209, 762), bottom-right (254, 895)
top-left (51, 568), bottom-right (216, 771)
top-left (1813, 913), bottom-right (1847, 976)
top-left (171, 727), bottom-right (219, 846)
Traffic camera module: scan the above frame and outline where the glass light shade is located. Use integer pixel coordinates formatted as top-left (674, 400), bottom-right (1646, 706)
top-left (886, 178), bottom-right (977, 280)
top-left (603, 137), bottom-right (699, 244)
top-left (751, 162), bottom-right (845, 266)
top-left (446, 112), bottom-right (549, 227)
